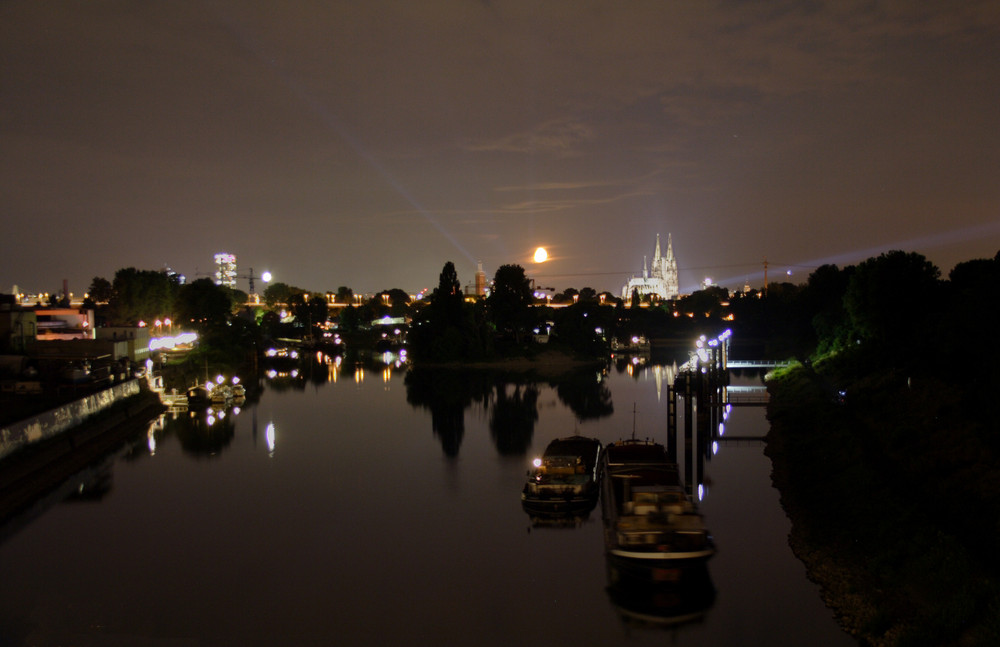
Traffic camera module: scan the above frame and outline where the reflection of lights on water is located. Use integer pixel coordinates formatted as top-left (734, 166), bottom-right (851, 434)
top-left (718, 422), bottom-right (725, 436)
top-left (712, 441), bottom-right (719, 455)
top-left (698, 483), bottom-right (705, 501)
top-left (148, 429), bottom-right (156, 455)
top-left (266, 422), bottom-right (276, 455)
top-left (207, 414), bottom-right (216, 426)
top-left (354, 368), bottom-right (364, 384)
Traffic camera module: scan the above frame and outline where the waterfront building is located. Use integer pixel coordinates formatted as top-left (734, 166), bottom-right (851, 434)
top-left (621, 234), bottom-right (679, 302)
top-left (214, 253), bottom-right (237, 288)
top-left (34, 307), bottom-right (96, 341)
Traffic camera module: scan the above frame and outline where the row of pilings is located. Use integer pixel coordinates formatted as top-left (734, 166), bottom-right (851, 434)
top-left (667, 330), bottom-right (732, 498)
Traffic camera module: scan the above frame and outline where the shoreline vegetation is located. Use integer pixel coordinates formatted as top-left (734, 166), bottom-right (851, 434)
top-left (765, 360), bottom-right (1000, 646)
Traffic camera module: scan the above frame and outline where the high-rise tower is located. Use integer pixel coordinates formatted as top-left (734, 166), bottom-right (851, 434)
top-left (214, 253), bottom-right (237, 288)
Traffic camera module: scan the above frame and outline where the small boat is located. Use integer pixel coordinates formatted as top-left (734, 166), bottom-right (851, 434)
top-left (521, 435), bottom-right (602, 519)
top-left (210, 385), bottom-right (232, 404)
top-left (186, 385), bottom-right (211, 409)
top-left (611, 335), bottom-right (651, 354)
top-left (600, 439), bottom-right (714, 564)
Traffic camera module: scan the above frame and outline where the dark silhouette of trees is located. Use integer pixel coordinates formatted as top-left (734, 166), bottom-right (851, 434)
top-left (677, 286), bottom-right (728, 319)
top-left (263, 282), bottom-right (294, 308)
top-left (335, 286), bottom-right (354, 304)
top-left (175, 278), bottom-right (233, 332)
top-left (843, 251), bottom-right (942, 362)
top-left (409, 261), bottom-right (491, 362)
top-left (487, 264), bottom-right (532, 345)
top-left (107, 268), bottom-right (179, 325)
top-left (88, 276), bottom-right (112, 303)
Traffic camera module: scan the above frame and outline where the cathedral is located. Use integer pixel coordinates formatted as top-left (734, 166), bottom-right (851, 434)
top-left (621, 234), bottom-right (679, 302)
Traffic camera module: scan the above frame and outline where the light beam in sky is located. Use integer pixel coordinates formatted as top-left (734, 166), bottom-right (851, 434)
top-left (711, 220), bottom-right (1000, 291)
top-left (213, 7), bottom-right (475, 267)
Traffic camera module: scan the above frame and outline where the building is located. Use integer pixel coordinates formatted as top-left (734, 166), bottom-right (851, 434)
top-left (214, 253), bottom-right (237, 288)
top-left (33, 307), bottom-right (96, 341)
top-left (474, 262), bottom-right (487, 296)
top-left (621, 234), bottom-right (679, 302)
top-left (0, 305), bottom-right (36, 354)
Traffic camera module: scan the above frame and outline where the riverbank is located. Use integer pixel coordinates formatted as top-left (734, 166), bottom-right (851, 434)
top-left (0, 390), bottom-right (164, 524)
top-left (765, 363), bottom-right (1000, 646)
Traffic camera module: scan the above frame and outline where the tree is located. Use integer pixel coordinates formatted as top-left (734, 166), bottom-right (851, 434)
top-left (88, 276), bottom-right (112, 303)
top-left (306, 295), bottom-right (328, 335)
top-left (107, 267), bottom-right (179, 325)
top-left (432, 261), bottom-right (463, 329)
top-left (383, 288), bottom-right (410, 316)
top-left (801, 264), bottom-right (854, 354)
top-left (335, 286), bottom-right (354, 305)
top-left (263, 282), bottom-right (293, 309)
top-left (487, 264), bottom-right (533, 344)
top-left (677, 286), bottom-right (728, 319)
top-left (175, 278), bottom-right (233, 332)
top-left (843, 251), bottom-right (941, 349)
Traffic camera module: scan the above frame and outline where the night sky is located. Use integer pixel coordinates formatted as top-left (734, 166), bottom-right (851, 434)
top-left (3, 1), bottom-right (999, 297)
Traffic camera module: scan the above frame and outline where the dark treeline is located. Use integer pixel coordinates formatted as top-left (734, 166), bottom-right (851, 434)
top-left (760, 250), bottom-right (1000, 646)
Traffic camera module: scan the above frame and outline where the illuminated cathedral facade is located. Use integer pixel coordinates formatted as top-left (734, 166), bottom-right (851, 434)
top-left (621, 234), bottom-right (679, 302)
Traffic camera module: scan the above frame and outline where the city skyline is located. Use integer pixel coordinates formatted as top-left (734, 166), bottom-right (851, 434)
top-left (3, 2), bottom-right (999, 296)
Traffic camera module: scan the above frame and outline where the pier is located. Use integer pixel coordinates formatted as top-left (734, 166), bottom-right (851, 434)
top-left (665, 329), bottom-right (785, 495)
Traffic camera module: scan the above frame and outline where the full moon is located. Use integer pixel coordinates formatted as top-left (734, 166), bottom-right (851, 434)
top-left (533, 247), bottom-right (548, 263)
top-left (261, 271), bottom-right (272, 282)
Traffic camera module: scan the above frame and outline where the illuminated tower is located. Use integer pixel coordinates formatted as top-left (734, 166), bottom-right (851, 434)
top-left (474, 261), bottom-right (487, 296)
top-left (214, 253), bottom-right (237, 288)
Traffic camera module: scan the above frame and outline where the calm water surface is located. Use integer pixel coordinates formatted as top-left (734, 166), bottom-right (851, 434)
top-left (0, 357), bottom-right (854, 646)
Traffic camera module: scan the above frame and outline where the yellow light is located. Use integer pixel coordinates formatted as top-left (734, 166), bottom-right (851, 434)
top-left (533, 247), bottom-right (548, 263)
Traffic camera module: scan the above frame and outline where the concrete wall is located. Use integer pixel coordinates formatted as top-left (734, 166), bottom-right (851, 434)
top-left (0, 379), bottom-right (140, 460)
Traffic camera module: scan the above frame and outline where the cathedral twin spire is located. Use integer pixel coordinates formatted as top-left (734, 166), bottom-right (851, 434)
top-left (621, 233), bottom-right (679, 301)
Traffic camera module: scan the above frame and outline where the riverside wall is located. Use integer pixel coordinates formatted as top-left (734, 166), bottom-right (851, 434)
top-left (0, 380), bottom-right (141, 460)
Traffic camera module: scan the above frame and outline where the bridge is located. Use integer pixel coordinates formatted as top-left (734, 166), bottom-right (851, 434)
top-left (728, 360), bottom-right (791, 369)
top-left (724, 385), bottom-right (769, 405)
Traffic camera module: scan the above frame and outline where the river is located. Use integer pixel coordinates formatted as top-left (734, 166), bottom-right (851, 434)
top-left (0, 353), bottom-right (855, 646)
